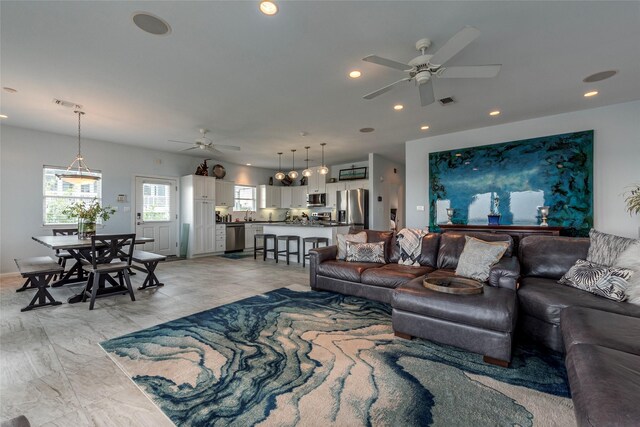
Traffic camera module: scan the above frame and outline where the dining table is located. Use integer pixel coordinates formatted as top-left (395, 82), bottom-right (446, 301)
top-left (32, 234), bottom-right (154, 304)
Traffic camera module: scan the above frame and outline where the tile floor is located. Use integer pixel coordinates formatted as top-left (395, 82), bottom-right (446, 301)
top-left (0, 255), bottom-right (310, 426)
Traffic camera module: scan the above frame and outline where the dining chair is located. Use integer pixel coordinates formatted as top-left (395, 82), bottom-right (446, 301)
top-left (81, 233), bottom-right (136, 310)
top-left (52, 228), bottom-right (78, 280)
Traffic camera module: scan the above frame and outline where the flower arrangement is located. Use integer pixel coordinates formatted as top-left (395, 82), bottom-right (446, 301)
top-left (62, 199), bottom-right (116, 238)
top-left (625, 184), bottom-right (640, 216)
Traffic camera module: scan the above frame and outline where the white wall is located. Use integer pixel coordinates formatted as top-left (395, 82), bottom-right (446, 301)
top-left (405, 101), bottom-right (640, 238)
top-left (0, 125), bottom-right (274, 273)
top-left (369, 153), bottom-right (405, 231)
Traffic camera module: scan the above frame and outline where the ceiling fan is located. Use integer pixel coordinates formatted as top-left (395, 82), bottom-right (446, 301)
top-left (169, 129), bottom-right (241, 154)
top-left (362, 26), bottom-right (501, 106)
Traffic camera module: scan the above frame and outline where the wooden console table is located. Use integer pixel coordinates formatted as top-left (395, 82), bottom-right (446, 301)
top-left (437, 224), bottom-right (564, 252)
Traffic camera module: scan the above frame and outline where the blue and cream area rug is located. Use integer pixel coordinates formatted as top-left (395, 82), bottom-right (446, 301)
top-left (100, 289), bottom-right (575, 426)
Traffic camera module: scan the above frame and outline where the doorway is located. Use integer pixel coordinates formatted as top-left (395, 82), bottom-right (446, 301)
top-left (134, 176), bottom-right (178, 256)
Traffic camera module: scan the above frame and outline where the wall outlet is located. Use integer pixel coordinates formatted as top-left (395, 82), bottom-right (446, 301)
top-left (416, 205), bottom-right (425, 211)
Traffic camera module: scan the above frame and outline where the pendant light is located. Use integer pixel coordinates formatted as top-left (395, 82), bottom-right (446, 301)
top-left (318, 142), bottom-right (329, 175)
top-left (302, 146), bottom-right (312, 177)
top-left (274, 152), bottom-right (285, 180)
top-left (56, 110), bottom-right (100, 185)
top-left (288, 149), bottom-right (299, 179)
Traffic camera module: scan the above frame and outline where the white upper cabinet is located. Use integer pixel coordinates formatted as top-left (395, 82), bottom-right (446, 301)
top-left (191, 175), bottom-right (216, 200)
top-left (292, 186), bottom-right (307, 208)
top-left (258, 185), bottom-right (281, 209)
top-left (215, 180), bottom-right (235, 207)
top-left (306, 172), bottom-right (326, 194)
top-left (280, 187), bottom-right (292, 209)
top-left (326, 182), bottom-right (346, 209)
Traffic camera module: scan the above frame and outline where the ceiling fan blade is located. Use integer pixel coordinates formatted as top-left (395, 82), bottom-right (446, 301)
top-left (438, 64), bottom-right (501, 78)
top-left (169, 139), bottom-right (194, 145)
top-left (180, 146), bottom-right (198, 152)
top-left (363, 55), bottom-right (412, 71)
top-left (419, 80), bottom-right (435, 107)
top-left (214, 144), bottom-right (241, 152)
top-left (429, 26), bottom-right (481, 66)
top-left (363, 77), bottom-right (411, 100)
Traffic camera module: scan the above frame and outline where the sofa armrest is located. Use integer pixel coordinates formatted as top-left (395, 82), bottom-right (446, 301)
top-left (488, 256), bottom-right (520, 290)
top-left (309, 245), bottom-right (338, 289)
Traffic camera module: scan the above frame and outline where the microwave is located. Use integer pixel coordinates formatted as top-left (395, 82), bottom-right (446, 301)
top-left (307, 193), bottom-right (326, 207)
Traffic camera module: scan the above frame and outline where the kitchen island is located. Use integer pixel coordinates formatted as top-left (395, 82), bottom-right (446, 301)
top-left (262, 223), bottom-right (351, 264)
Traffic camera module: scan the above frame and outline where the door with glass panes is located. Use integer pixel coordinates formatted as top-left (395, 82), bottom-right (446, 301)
top-left (135, 177), bottom-right (177, 256)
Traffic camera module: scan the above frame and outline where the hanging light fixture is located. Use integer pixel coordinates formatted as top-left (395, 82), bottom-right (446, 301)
top-left (56, 110), bottom-right (100, 185)
top-left (275, 152), bottom-right (285, 180)
top-left (288, 149), bottom-right (299, 179)
top-left (302, 146), bottom-right (312, 177)
top-left (318, 142), bottom-right (329, 175)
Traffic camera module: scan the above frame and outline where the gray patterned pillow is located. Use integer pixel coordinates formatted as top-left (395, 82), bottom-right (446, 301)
top-left (336, 232), bottom-right (367, 260)
top-left (587, 229), bottom-right (639, 267)
top-left (455, 236), bottom-right (509, 282)
top-left (345, 241), bottom-right (385, 263)
top-left (559, 259), bottom-right (632, 302)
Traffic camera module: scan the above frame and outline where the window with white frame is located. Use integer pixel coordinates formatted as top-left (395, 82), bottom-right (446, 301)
top-left (42, 166), bottom-right (102, 225)
top-left (234, 185), bottom-right (256, 211)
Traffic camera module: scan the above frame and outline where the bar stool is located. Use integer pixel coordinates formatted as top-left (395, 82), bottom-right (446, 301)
top-left (302, 237), bottom-right (329, 267)
top-left (254, 233), bottom-right (276, 261)
top-left (276, 235), bottom-right (300, 265)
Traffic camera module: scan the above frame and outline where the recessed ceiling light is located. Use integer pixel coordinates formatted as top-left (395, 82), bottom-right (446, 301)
top-left (246, 163), bottom-right (252, 166)
top-left (584, 90), bottom-right (598, 97)
top-left (2, 87), bottom-right (17, 93)
top-left (259, 1), bottom-right (278, 15)
top-left (489, 110), bottom-right (500, 116)
top-left (132, 12), bottom-right (171, 35)
top-left (359, 127), bottom-right (375, 133)
top-left (420, 125), bottom-right (429, 131)
top-left (583, 70), bottom-right (617, 83)
top-left (394, 104), bottom-right (404, 111)
top-left (349, 70), bottom-right (361, 79)
top-left (0, 114), bottom-right (7, 119)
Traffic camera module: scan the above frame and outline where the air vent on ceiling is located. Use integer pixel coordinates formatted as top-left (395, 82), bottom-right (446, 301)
top-left (52, 99), bottom-right (82, 109)
top-left (438, 97), bottom-right (455, 105)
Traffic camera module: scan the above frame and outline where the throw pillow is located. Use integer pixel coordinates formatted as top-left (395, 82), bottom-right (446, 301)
top-left (336, 232), bottom-right (367, 260)
top-left (614, 242), bottom-right (640, 305)
top-left (396, 228), bottom-right (426, 266)
top-left (559, 259), bottom-right (633, 302)
top-left (345, 241), bottom-right (385, 263)
top-left (587, 229), bottom-right (639, 267)
top-left (455, 236), bottom-right (509, 282)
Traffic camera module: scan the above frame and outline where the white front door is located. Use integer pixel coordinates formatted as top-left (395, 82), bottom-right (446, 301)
top-left (135, 176), bottom-right (178, 256)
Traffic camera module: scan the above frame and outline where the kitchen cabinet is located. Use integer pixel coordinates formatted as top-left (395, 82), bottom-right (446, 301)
top-left (258, 185), bottom-right (281, 209)
top-left (280, 187), bottom-right (292, 209)
top-left (291, 186), bottom-right (307, 208)
top-left (181, 175), bottom-right (217, 258)
top-left (325, 182), bottom-right (346, 209)
top-left (215, 180), bottom-right (235, 208)
top-left (306, 172), bottom-right (326, 194)
top-left (245, 224), bottom-right (264, 249)
top-left (215, 225), bottom-right (226, 252)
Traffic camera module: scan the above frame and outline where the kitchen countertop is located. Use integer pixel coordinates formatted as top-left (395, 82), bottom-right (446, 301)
top-left (216, 221), bottom-right (286, 225)
top-left (263, 223), bottom-right (351, 228)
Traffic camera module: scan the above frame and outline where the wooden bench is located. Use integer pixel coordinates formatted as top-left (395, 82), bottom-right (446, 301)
top-left (131, 250), bottom-right (166, 290)
top-left (14, 257), bottom-right (64, 312)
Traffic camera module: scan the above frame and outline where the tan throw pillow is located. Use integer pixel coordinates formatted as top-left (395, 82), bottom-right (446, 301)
top-left (337, 232), bottom-right (367, 260)
top-left (455, 236), bottom-right (509, 282)
top-left (614, 242), bottom-right (640, 305)
top-left (346, 241), bottom-right (385, 263)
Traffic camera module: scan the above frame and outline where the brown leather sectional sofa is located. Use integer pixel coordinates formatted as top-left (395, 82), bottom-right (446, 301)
top-left (309, 231), bottom-right (640, 426)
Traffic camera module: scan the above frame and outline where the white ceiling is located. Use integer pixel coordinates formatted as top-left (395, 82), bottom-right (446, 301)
top-left (1, 1), bottom-right (639, 168)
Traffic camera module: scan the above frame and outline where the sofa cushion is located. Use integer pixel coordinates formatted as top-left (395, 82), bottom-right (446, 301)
top-left (317, 260), bottom-right (383, 283)
top-left (365, 230), bottom-right (395, 263)
top-left (393, 277), bottom-right (517, 333)
top-left (346, 241), bottom-right (385, 263)
top-left (558, 259), bottom-right (632, 302)
top-left (566, 344), bottom-right (640, 427)
top-left (361, 264), bottom-right (432, 289)
top-left (518, 277), bottom-right (640, 326)
top-left (418, 233), bottom-right (440, 268)
top-left (337, 232), bottom-right (367, 260)
top-left (587, 228), bottom-right (639, 267)
top-left (519, 236), bottom-right (589, 279)
top-left (436, 232), bottom-right (513, 270)
top-left (455, 236), bottom-right (510, 282)
top-left (561, 306), bottom-right (640, 355)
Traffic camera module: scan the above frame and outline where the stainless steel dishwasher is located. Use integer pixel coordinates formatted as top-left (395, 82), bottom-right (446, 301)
top-left (225, 224), bottom-right (245, 253)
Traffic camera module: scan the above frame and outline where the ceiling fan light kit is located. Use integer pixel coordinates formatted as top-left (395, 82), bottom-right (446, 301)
top-left (169, 129), bottom-right (241, 154)
top-left (362, 26), bottom-right (501, 107)
top-left (56, 110), bottom-right (101, 185)
top-left (275, 152), bottom-right (285, 180)
top-left (288, 149), bottom-right (299, 179)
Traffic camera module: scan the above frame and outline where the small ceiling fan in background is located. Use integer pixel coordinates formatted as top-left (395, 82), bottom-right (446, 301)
top-left (169, 129), bottom-right (241, 154)
top-left (362, 26), bottom-right (501, 106)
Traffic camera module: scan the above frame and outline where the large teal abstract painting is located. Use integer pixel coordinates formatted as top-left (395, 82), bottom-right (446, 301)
top-left (429, 130), bottom-right (593, 236)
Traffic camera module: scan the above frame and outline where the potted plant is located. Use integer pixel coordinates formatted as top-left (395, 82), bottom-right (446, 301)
top-left (625, 184), bottom-right (640, 216)
top-left (62, 198), bottom-right (116, 239)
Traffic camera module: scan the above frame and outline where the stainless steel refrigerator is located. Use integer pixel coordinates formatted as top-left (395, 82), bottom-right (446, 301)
top-left (337, 189), bottom-right (369, 228)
